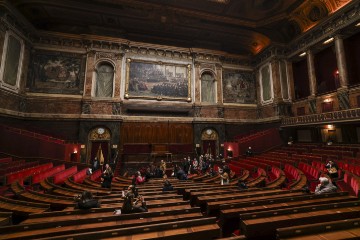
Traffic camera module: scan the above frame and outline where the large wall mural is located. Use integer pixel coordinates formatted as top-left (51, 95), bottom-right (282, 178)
top-left (222, 69), bottom-right (256, 104)
top-left (26, 50), bottom-right (86, 95)
top-left (125, 59), bottom-right (191, 101)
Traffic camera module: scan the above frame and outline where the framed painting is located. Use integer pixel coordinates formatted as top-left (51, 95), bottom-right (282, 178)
top-left (26, 50), bottom-right (86, 95)
top-left (222, 69), bottom-right (256, 104)
top-left (0, 31), bottom-right (24, 93)
top-left (125, 59), bottom-right (191, 102)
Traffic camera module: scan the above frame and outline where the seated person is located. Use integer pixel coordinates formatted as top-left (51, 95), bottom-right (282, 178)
top-left (176, 167), bottom-right (187, 180)
top-left (325, 160), bottom-right (339, 179)
top-left (162, 180), bottom-right (173, 191)
top-left (220, 171), bottom-right (229, 185)
top-left (135, 171), bottom-right (146, 185)
top-left (121, 185), bottom-right (147, 214)
top-left (74, 191), bottom-right (100, 209)
top-left (315, 177), bottom-right (337, 195)
top-left (237, 180), bottom-right (248, 190)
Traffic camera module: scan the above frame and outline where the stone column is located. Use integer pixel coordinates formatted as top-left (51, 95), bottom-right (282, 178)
top-left (306, 50), bottom-right (317, 96)
top-left (271, 59), bottom-right (282, 103)
top-left (334, 35), bottom-right (349, 89)
top-left (194, 61), bottom-right (201, 104)
top-left (215, 63), bottom-right (223, 103)
top-left (286, 61), bottom-right (295, 101)
top-left (84, 50), bottom-right (96, 97)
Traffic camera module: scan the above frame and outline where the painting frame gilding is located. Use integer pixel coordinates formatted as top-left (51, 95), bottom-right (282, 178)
top-left (26, 49), bottom-right (86, 95)
top-left (0, 31), bottom-right (25, 93)
top-left (125, 58), bottom-right (192, 102)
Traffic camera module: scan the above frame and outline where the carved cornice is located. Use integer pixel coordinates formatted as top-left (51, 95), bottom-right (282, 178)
top-left (282, 107), bottom-right (360, 126)
top-left (287, 1), bottom-right (360, 58)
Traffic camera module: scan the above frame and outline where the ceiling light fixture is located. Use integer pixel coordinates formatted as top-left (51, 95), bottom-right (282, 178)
top-left (356, 22), bottom-right (360, 27)
top-left (323, 37), bottom-right (334, 44)
top-left (299, 52), bottom-right (306, 57)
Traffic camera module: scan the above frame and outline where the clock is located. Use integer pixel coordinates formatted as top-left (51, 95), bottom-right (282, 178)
top-left (97, 128), bottom-right (105, 135)
top-left (206, 129), bottom-right (213, 135)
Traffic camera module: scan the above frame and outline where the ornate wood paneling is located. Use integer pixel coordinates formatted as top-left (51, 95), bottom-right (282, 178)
top-left (121, 122), bottom-right (193, 144)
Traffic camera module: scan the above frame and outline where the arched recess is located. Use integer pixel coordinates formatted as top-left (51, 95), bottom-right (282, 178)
top-left (88, 127), bottom-right (111, 168)
top-left (93, 60), bottom-right (115, 97)
top-left (201, 128), bottom-right (219, 156)
top-left (200, 71), bottom-right (216, 103)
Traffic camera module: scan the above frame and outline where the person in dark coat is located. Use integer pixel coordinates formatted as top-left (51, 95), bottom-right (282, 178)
top-left (101, 164), bottom-right (113, 188)
top-left (74, 191), bottom-right (100, 209)
top-left (162, 180), bottom-right (174, 191)
top-left (176, 167), bottom-right (187, 180)
top-left (92, 157), bottom-right (99, 171)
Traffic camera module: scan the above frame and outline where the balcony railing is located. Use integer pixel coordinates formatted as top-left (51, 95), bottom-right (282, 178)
top-left (282, 108), bottom-right (360, 126)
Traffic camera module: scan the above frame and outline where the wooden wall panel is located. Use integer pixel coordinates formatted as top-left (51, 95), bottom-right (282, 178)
top-left (121, 122), bottom-right (193, 145)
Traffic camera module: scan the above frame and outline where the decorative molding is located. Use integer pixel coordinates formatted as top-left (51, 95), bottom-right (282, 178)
top-left (337, 90), bottom-right (350, 110)
top-left (282, 107), bottom-right (360, 126)
top-left (112, 102), bottom-right (121, 115)
top-left (82, 102), bottom-right (91, 114)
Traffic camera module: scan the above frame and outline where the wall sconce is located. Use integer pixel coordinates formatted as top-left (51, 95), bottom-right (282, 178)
top-left (80, 145), bottom-right (85, 149)
top-left (73, 149), bottom-right (78, 154)
top-left (324, 98), bottom-right (332, 103)
top-left (327, 124), bottom-right (335, 130)
top-left (195, 144), bottom-right (200, 148)
top-left (112, 144), bottom-right (118, 149)
top-left (227, 147), bottom-right (232, 151)
top-left (220, 143), bottom-right (224, 147)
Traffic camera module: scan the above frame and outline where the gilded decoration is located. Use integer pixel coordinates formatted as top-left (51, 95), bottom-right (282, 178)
top-left (125, 58), bottom-right (192, 102)
top-left (89, 128), bottom-right (111, 140)
top-left (26, 50), bottom-right (86, 95)
top-left (201, 129), bottom-right (218, 140)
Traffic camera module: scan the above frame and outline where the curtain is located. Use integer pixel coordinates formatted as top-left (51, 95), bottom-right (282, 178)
top-left (90, 141), bottom-right (109, 169)
top-left (201, 73), bottom-right (215, 103)
top-left (95, 64), bottom-right (114, 97)
top-left (202, 140), bottom-right (216, 156)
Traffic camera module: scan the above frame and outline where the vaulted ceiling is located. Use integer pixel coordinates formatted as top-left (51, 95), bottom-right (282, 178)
top-left (10, 0), bottom-right (353, 57)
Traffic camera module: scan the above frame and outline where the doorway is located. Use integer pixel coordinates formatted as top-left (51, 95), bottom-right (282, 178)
top-left (201, 128), bottom-right (218, 156)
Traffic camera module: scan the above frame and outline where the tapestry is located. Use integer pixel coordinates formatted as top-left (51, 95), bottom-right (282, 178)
top-left (222, 69), bottom-right (256, 104)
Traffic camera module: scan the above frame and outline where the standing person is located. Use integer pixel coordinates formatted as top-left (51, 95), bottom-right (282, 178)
top-left (245, 147), bottom-right (253, 157)
top-left (92, 157), bottom-right (99, 171)
top-left (160, 159), bottom-right (167, 175)
top-left (101, 164), bottom-right (113, 188)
